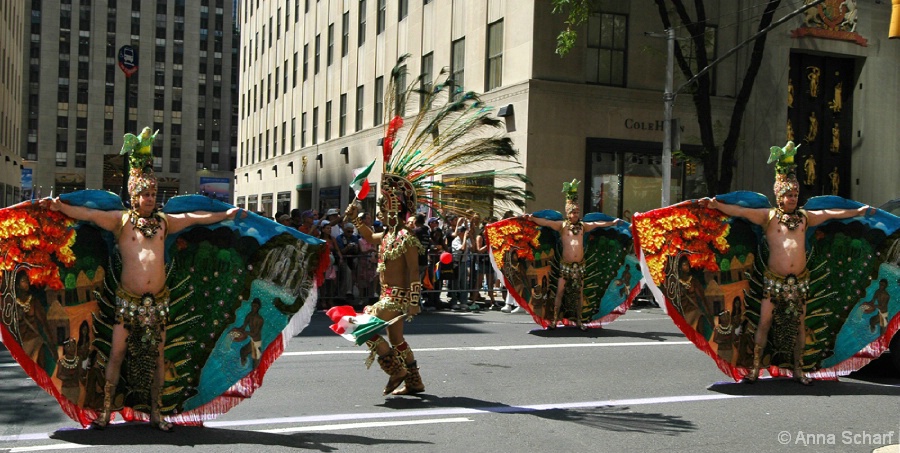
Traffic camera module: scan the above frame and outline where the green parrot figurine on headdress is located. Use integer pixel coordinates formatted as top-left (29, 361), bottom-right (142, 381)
top-left (121, 127), bottom-right (159, 171)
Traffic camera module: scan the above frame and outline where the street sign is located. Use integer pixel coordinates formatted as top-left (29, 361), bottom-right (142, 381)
top-left (117, 45), bottom-right (138, 78)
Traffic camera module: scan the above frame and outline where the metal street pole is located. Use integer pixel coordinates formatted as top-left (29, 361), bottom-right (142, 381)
top-left (661, 27), bottom-right (675, 208)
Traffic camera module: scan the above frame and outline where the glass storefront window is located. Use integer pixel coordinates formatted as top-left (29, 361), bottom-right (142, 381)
top-left (587, 139), bottom-right (704, 220)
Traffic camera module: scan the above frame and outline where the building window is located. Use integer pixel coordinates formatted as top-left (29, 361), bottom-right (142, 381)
top-left (342, 11), bottom-right (349, 57)
top-left (291, 117), bottom-right (296, 152)
top-left (314, 34), bottom-right (320, 74)
top-left (339, 93), bottom-right (347, 137)
top-left (486, 20), bottom-right (503, 91)
top-left (374, 76), bottom-right (383, 126)
top-left (325, 101), bottom-right (332, 141)
top-left (450, 38), bottom-right (465, 100)
top-left (327, 23), bottom-right (334, 66)
top-left (274, 67), bottom-right (280, 99)
top-left (273, 126), bottom-right (278, 156)
top-left (376, 0), bottom-right (385, 34)
top-left (586, 13), bottom-right (627, 87)
top-left (293, 51), bottom-right (298, 87)
top-left (303, 44), bottom-right (308, 80)
top-left (312, 107), bottom-right (318, 144)
top-left (301, 112), bottom-right (307, 147)
top-left (358, 0), bottom-right (366, 47)
top-left (398, 0), bottom-right (407, 21)
top-left (356, 85), bottom-right (364, 132)
top-left (282, 121), bottom-right (287, 155)
top-left (420, 52), bottom-right (433, 109)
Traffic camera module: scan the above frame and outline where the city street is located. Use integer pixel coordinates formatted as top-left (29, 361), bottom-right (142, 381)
top-left (2, 306), bottom-right (899, 453)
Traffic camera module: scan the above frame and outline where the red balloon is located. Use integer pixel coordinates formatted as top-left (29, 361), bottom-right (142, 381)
top-left (440, 252), bottom-right (453, 264)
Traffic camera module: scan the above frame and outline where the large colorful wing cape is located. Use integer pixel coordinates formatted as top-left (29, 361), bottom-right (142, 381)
top-left (0, 190), bottom-right (327, 426)
top-left (632, 191), bottom-right (900, 381)
top-left (484, 210), bottom-right (641, 329)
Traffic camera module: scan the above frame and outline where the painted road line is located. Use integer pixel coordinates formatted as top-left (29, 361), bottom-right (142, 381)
top-left (282, 340), bottom-right (694, 356)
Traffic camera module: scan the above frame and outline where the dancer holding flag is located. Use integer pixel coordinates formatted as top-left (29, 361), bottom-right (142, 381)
top-left (330, 55), bottom-right (532, 396)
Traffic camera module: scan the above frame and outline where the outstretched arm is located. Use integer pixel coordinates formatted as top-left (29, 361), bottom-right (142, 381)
top-left (697, 197), bottom-right (770, 226)
top-left (806, 204), bottom-right (873, 227)
top-left (167, 207), bottom-right (246, 234)
top-left (523, 214), bottom-right (562, 231)
top-left (41, 198), bottom-right (123, 232)
top-left (583, 218), bottom-right (619, 233)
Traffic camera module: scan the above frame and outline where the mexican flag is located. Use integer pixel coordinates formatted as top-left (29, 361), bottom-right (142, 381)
top-left (326, 305), bottom-right (389, 345)
top-left (350, 160), bottom-right (376, 200)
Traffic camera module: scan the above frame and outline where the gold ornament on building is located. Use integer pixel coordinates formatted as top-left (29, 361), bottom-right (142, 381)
top-left (828, 81), bottom-right (842, 113)
top-left (805, 111), bottom-right (818, 143)
top-left (803, 155), bottom-right (816, 186)
top-left (807, 66), bottom-right (821, 98)
top-left (830, 123), bottom-right (840, 153)
top-left (829, 167), bottom-right (840, 195)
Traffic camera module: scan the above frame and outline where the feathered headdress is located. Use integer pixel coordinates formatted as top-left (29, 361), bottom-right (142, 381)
top-left (562, 179), bottom-right (580, 213)
top-left (373, 55), bottom-right (532, 228)
top-left (121, 127), bottom-right (159, 207)
top-left (768, 141), bottom-right (800, 204)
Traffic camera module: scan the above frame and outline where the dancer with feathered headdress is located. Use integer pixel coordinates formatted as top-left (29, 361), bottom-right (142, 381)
top-left (332, 55), bottom-right (532, 396)
top-left (632, 141), bottom-right (899, 384)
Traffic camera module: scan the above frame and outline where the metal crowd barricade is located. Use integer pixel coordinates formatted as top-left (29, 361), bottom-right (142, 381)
top-left (315, 251), bottom-right (501, 309)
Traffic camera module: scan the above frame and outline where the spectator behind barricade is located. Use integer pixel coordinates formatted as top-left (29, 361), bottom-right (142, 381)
top-left (466, 211), bottom-right (486, 306)
top-left (426, 217), bottom-right (447, 309)
top-left (373, 219), bottom-right (384, 234)
top-left (356, 212), bottom-right (379, 304)
top-left (413, 214), bottom-right (435, 310)
top-left (336, 222), bottom-right (361, 305)
top-left (451, 223), bottom-right (476, 311)
top-left (324, 208), bottom-right (342, 238)
top-left (318, 219), bottom-right (341, 309)
top-left (290, 209), bottom-right (303, 228)
top-left (277, 213), bottom-right (292, 226)
top-left (298, 210), bottom-right (318, 236)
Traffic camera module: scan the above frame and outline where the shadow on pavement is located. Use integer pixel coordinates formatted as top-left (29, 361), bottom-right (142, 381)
top-left (707, 377), bottom-right (900, 397)
top-left (50, 424), bottom-right (431, 451)
top-left (378, 394), bottom-right (697, 436)
top-left (528, 327), bottom-right (684, 342)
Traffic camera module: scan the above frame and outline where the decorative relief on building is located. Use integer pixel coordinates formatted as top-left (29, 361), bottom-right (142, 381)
top-left (793, 0), bottom-right (867, 46)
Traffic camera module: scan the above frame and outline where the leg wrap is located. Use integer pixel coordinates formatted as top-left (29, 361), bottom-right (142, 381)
top-left (744, 344), bottom-right (763, 383)
top-left (364, 336), bottom-right (386, 369)
top-left (377, 351), bottom-right (408, 395)
top-left (393, 360), bottom-right (425, 395)
top-left (93, 381), bottom-right (116, 428)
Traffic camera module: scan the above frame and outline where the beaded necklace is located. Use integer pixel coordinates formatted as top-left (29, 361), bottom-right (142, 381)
top-left (775, 207), bottom-right (804, 230)
top-left (563, 220), bottom-right (583, 235)
top-left (129, 209), bottom-right (164, 238)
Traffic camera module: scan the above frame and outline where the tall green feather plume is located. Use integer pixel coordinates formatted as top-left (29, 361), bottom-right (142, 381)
top-left (379, 55), bottom-right (533, 218)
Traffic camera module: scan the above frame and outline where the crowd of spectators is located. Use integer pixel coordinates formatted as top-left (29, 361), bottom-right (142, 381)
top-left (267, 206), bottom-right (516, 313)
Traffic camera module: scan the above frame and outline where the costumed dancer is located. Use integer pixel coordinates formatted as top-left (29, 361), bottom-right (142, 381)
top-left (41, 127), bottom-right (244, 430)
top-left (0, 127), bottom-right (327, 428)
top-left (632, 141), bottom-right (899, 384)
top-left (524, 180), bottom-right (620, 330)
top-left (698, 142), bottom-right (873, 385)
top-left (331, 55), bottom-right (532, 396)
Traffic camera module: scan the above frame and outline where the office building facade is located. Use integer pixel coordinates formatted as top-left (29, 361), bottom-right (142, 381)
top-left (237, 0), bottom-right (899, 218)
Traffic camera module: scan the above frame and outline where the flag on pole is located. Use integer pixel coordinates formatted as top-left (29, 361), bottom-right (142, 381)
top-left (350, 160), bottom-right (376, 200)
top-left (326, 305), bottom-right (389, 345)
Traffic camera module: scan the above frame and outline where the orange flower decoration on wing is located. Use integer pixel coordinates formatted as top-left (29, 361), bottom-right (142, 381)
top-left (484, 218), bottom-right (541, 270)
top-left (0, 204), bottom-right (76, 290)
top-left (634, 204), bottom-right (730, 284)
